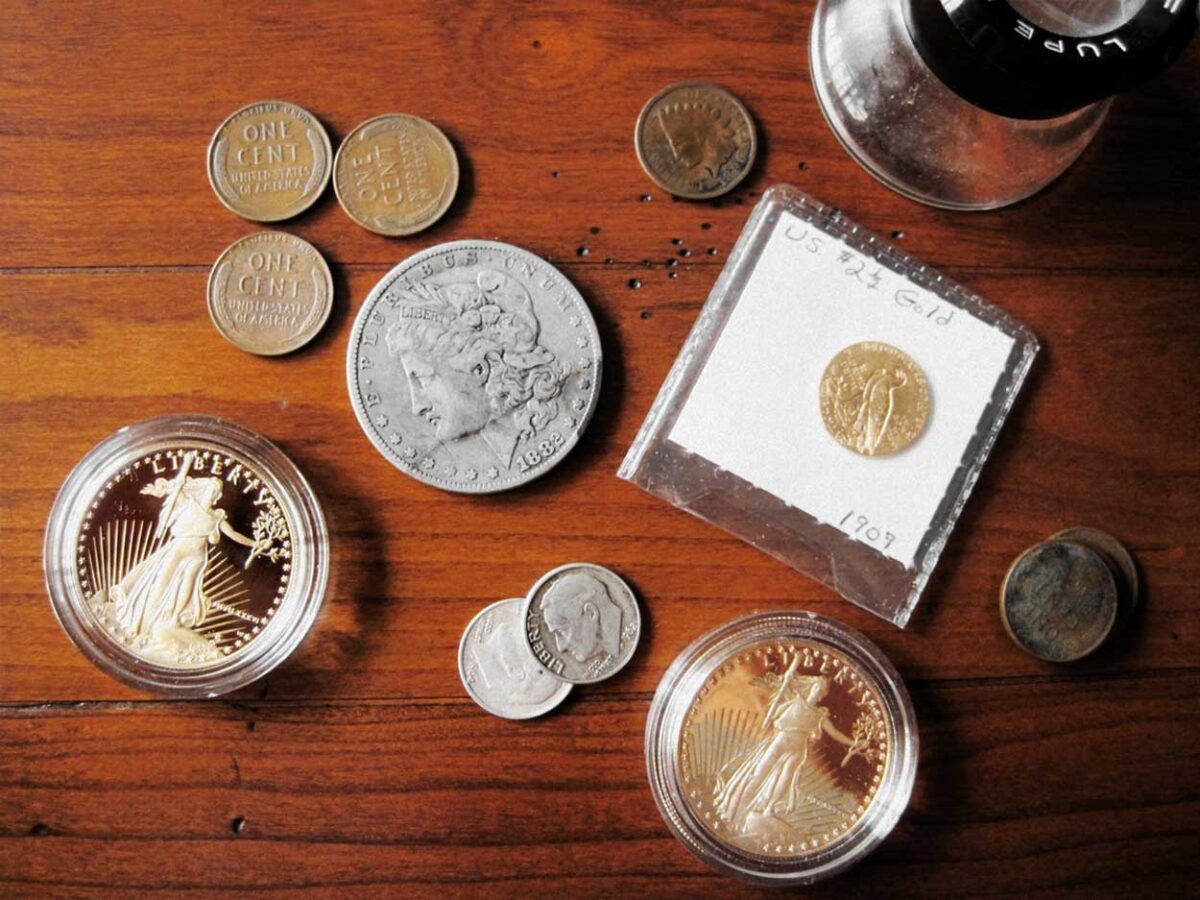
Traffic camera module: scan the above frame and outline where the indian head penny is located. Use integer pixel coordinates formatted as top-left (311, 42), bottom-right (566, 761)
top-left (1001, 539), bottom-right (1119, 663)
top-left (334, 114), bottom-right (459, 236)
top-left (346, 240), bottom-right (602, 493)
top-left (634, 82), bottom-right (757, 200)
top-left (522, 563), bottom-right (641, 685)
top-left (679, 639), bottom-right (891, 859)
top-left (207, 100), bottom-right (332, 222)
top-left (459, 598), bottom-right (572, 720)
top-left (207, 232), bottom-right (333, 356)
top-left (819, 342), bottom-right (931, 457)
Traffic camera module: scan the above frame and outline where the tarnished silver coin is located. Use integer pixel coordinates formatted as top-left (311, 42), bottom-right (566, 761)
top-left (346, 240), bottom-right (602, 493)
top-left (458, 598), bottom-right (572, 720)
top-left (522, 563), bottom-right (641, 685)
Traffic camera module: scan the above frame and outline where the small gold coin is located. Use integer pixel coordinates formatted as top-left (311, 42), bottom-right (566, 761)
top-left (634, 82), bottom-right (756, 200)
top-left (819, 342), bottom-right (930, 457)
top-left (207, 232), bottom-right (333, 356)
top-left (1000, 539), bottom-right (1119, 663)
top-left (679, 639), bottom-right (891, 859)
top-left (207, 100), bottom-right (332, 222)
top-left (333, 114), bottom-right (459, 236)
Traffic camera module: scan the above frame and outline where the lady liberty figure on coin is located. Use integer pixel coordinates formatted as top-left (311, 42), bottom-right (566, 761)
top-left (713, 656), bottom-right (871, 839)
top-left (385, 269), bottom-right (565, 469)
top-left (102, 454), bottom-right (274, 663)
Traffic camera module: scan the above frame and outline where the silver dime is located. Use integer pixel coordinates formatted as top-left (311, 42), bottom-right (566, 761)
top-left (346, 240), bottom-right (602, 493)
top-left (522, 563), bottom-right (641, 685)
top-left (459, 598), bottom-right (572, 720)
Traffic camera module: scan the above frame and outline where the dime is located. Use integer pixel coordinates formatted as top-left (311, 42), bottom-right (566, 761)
top-left (346, 240), bottom-right (602, 493)
top-left (819, 341), bottom-right (931, 457)
top-left (73, 445), bottom-right (299, 669)
top-left (459, 598), bottom-right (572, 720)
top-left (522, 563), bottom-right (640, 685)
top-left (1052, 526), bottom-right (1139, 612)
top-left (207, 100), bottom-right (332, 222)
top-left (678, 639), bottom-right (891, 859)
top-left (207, 232), bottom-right (333, 356)
top-left (634, 82), bottom-right (757, 200)
top-left (333, 114), bottom-right (459, 236)
top-left (1001, 540), bottom-right (1119, 663)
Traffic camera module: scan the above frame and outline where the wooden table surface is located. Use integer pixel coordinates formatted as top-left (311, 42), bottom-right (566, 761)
top-left (2, 2), bottom-right (1198, 896)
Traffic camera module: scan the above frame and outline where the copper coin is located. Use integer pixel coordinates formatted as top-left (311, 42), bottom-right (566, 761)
top-left (634, 82), bottom-right (756, 200)
top-left (1052, 526), bottom-right (1139, 611)
top-left (820, 342), bottom-right (931, 457)
top-left (333, 114), bottom-right (459, 236)
top-left (207, 100), bottom-right (332, 222)
top-left (1000, 540), bottom-right (1119, 663)
top-left (207, 231), bottom-right (333, 356)
top-left (678, 638), bottom-right (891, 858)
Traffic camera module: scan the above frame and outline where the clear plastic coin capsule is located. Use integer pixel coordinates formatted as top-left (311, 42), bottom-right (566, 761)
top-left (44, 415), bottom-right (329, 697)
top-left (646, 611), bottom-right (917, 885)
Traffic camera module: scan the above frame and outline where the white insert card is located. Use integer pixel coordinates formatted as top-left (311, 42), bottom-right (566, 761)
top-left (668, 211), bottom-right (1015, 569)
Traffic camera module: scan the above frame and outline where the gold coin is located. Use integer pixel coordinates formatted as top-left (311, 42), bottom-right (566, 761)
top-left (333, 114), bottom-right (459, 236)
top-left (819, 342), bottom-right (930, 457)
top-left (634, 82), bottom-right (756, 200)
top-left (679, 639), bottom-right (891, 859)
top-left (1000, 539), bottom-right (1119, 663)
top-left (207, 100), bottom-right (332, 222)
top-left (207, 232), bottom-right (333, 356)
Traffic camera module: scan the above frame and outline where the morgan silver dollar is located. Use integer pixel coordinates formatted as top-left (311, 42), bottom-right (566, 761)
top-left (347, 241), bottom-right (602, 493)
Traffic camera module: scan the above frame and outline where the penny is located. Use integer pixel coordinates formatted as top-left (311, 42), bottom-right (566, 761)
top-left (1052, 526), bottom-right (1139, 611)
top-left (207, 100), bottom-right (332, 222)
top-left (678, 638), bottom-right (891, 859)
top-left (634, 82), bottom-right (757, 200)
top-left (207, 232), bottom-right (333, 356)
top-left (522, 563), bottom-right (640, 685)
top-left (346, 240), bottom-right (602, 493)
top-left (1001, 540), bottom-right (1119, 663)
top-left (459, 598), bottom-right (572, 720)
top-left (333, 114), bottom-right (459, 236)
top-left (72, 445), bottom-right (299, 669)
top-left (819, 341), bottom-right (931, 457)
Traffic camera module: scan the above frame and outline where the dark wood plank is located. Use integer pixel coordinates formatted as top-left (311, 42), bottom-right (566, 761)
top-left (1, 674), bottom-right (1196, 897)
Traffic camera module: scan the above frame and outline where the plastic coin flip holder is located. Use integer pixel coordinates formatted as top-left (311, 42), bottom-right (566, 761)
top-left (620, 184), bottom-right (1037, 627)
top-left (44, 415), bottom-right (329, 697)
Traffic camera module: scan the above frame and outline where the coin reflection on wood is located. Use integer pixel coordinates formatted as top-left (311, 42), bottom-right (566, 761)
top-left (635, 82), bottom-right (757, 199)
top-left (207, 232), bottom-right (333, 356)
top-left (459, 598), bottom-right (572, 720)
top-left (522, 563), bottom-right (641, 685)
top-left (820, 341), bottom-right (931, 457)
top-left (680, 640), bottom-right (889, 857)
top-left (207, 100), bottom-right (332, 222)
top-left (346, 240), bottom-right (601, 493)
top-left (1001, 539), bottom-right (1119, 662)
top-left (334, 114), bottom-right (459, 236)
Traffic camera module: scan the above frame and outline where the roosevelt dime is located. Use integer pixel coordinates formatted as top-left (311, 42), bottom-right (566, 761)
top-left (820, 342), bottom-right (931, 457)
top-left (522, 563), bottom-right (640, 685)
top-left (334, 114), bottom-right (459, 236)
top-left (678, 638), bottom-right (892, 859)
top-left (346, 240), bottom-right (602, 493)
top-left (207, 100), bottom-right (332, 222)
top-left (1001, 539), bottom-right (1119, 663)
top-left (459, 598), bottom-right (572, 720)
top-left (634, 82), bottom-right (757, 200)
top-left (207, 232), bottom-right (333, 356)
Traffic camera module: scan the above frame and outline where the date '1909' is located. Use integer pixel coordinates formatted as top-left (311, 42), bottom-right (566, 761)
top-left (839, 510), bottom-right (897, 551)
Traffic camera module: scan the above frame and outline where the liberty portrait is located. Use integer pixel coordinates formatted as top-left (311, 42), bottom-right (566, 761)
top-left (540, 570), bottom-right (624, 665)
top-left (385, 269), bottom-right (565, 469)
top-left (90, 452), bottom-right (285, 665)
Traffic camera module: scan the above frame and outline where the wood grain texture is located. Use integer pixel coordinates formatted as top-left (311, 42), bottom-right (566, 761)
top-left (1, 1), bottom-right (1198, 896)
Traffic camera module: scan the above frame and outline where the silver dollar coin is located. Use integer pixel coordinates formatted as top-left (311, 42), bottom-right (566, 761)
top-left (347, 240), bottom-right (602, 493)
top-left (459, 598), bottom-right (572, 720)
top-left (522, 563), bottom-right (641, 685)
